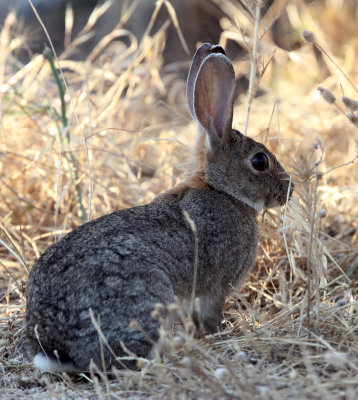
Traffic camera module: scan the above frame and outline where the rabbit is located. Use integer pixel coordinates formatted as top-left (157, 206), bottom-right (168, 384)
top-left (24, 43), bottom-right (293, 373)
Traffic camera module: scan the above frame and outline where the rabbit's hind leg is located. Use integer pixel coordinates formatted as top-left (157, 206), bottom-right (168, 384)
top-left (197, 294), bottom-right (226, 334)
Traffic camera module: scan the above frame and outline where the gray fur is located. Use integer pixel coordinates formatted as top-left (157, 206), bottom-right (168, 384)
top-left (24, 43), bottom-right (292, 372)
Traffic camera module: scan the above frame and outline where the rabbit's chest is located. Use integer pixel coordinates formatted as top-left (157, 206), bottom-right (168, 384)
top-left (181, 198), bottom-right (258, 292)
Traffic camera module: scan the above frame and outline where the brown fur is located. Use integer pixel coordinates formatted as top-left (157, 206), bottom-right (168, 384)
top-left (155, 133), bottom-right (209, 202)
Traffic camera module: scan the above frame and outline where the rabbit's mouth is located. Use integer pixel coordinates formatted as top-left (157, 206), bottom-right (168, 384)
top-left (279, 178), bottom-right (294, 205)
top-left (266, 176), bottom-right (294, 208)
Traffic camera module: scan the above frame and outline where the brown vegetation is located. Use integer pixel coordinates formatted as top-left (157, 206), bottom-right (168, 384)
top-left (0, 0), bottom-right (357, 398)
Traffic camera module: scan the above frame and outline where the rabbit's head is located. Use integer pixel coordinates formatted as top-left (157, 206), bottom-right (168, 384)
top-left (186, 43), bottom-right (293, 212)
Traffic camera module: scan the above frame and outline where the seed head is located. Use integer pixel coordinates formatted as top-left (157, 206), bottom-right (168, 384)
top-left (301, 30), bottom-right (316, 44)
top-left (318, 209), bottom-right (327, 218)
top-left (335, 298), bottom-right (347, 308)
top-left (236, 351), bottom-right (248, 361)
top-left (167, 303), bottom-right (179, 313)
top-left (214, 367), bottom-right (229, 380)
top-left (137, 359), bottom-right (147, 368)
top-left (347, 112), bottom-right (358, 127)
top-left (181, 356), bottom-right (192, 368)
top-left (151, 309), bottom-right (161, 320)
top-left (342, 96), bottom-right (358, 112)
top-left (323, 350), bottom-right (348, 367)
top-left (316, 171), bottom-right (324, 180)
top-left (129, 319), bottom-right (139, 330)
top-left (152, 303), bottom-right (164, 318)
top-left (172, 335), bottom-right (185, 349)
top-left (154, 303), bottom-right (164, 311)
top-left (311, 137), bottom-right (322, 150)
top-left (317, 86), bottom-right (336, 104)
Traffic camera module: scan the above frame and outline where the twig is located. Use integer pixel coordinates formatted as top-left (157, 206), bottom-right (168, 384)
top-left (306, 158), bottom-right (322, 334)
top-left (323, 153), bottom-right (358, 175)
top-left (302, 30), bottom-right (358, 94)
top-left (315, 42), bottom-right (358, 94)
top-left (0, 230), bottom-right (29, 274)
top-left (138, 0), bottom-right (189, 57)
top-left (243, 0), bottom-right (262, 136)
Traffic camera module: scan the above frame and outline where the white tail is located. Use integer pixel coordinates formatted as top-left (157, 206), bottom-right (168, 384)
top-left (33, 353), bottom-right (76, 373)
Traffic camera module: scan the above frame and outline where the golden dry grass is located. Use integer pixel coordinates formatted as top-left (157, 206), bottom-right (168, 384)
top-left (0, 0), bottom-right (358, 398)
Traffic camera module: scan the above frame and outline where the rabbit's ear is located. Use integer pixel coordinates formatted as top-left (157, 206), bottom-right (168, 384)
top-left (193, 53), bottom-right (235, 150)
top-left (187, 44), bottom-right (227, 120)
top-left (186, 43), bottom-right (212, 120)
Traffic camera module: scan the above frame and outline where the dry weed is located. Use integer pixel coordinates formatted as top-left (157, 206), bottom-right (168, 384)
top-left (0, 0), bottom-right (357, 399)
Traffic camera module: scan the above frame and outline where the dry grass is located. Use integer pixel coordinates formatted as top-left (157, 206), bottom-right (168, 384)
top-left (1, 0), bottom-right (358, 398)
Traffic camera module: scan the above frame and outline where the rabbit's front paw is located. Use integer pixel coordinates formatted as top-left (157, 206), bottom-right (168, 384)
top-left (191, 310), bottom-right (220, 337)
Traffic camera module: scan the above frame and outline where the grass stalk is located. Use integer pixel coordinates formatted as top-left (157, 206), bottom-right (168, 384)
top-left (315, 42), bottom-right (358, 94)
top-left (305, 166), bottom-right (320, 334)
top-left (243, 0), bottom-right (262, 136)
top-left (44, 47), bottom-right (87, 221)
top-left (184, 211), bottom-right (199, 316)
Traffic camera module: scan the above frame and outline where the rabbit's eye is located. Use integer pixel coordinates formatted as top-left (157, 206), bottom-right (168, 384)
top-left (251, 152), bottom-right (269, 171)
